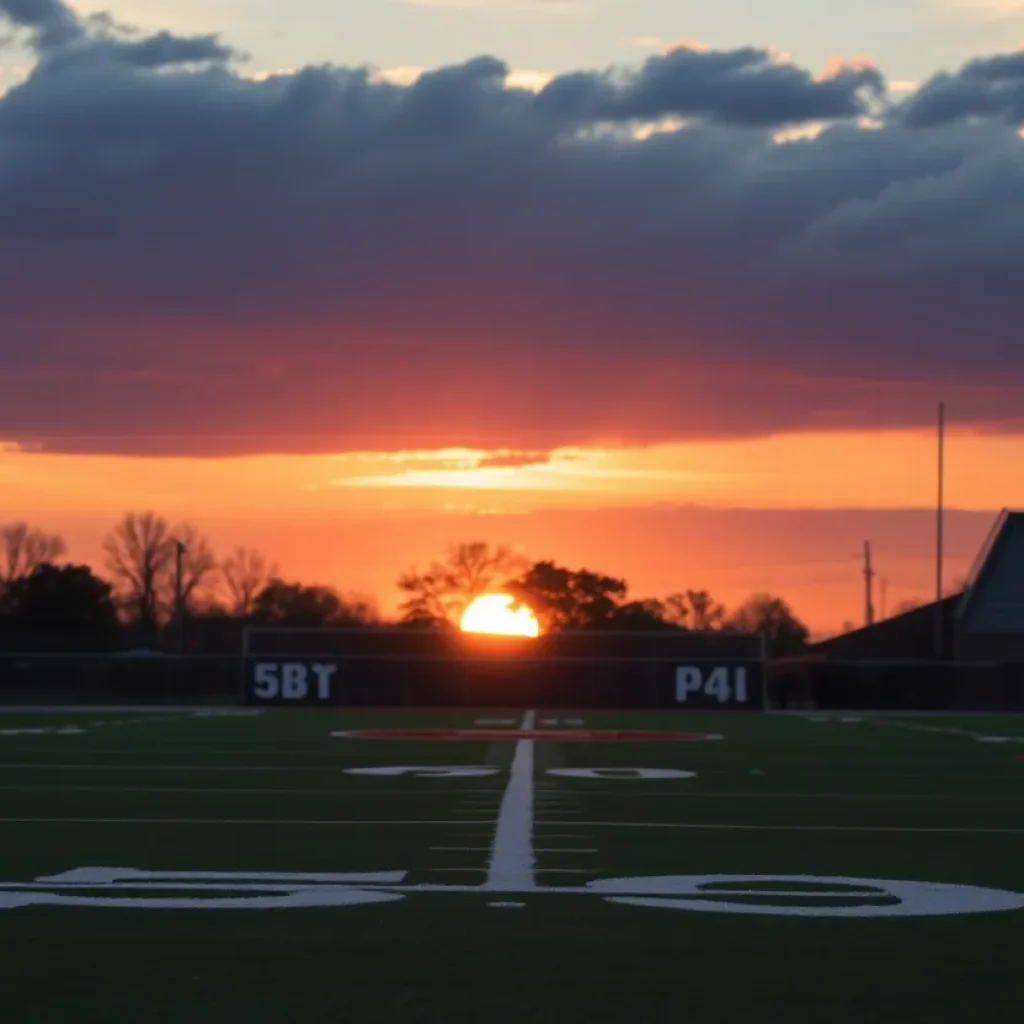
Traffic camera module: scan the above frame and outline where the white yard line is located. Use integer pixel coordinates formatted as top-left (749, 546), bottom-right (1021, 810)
top-left (0, 706), bottom-right (262, 715)
top-left (536, 820), bottom-right (1024, 834)
top-left (867, 718), bottom-right (1024, 743)
top-left (0, 817), bottom-right (494, 826)
top-left (484, 709), bottom-right (536, 891)
top-left (0, 785), bottom-right (508, 796)
top-left (5, 815), bottom-right (1018, 833)
top-left (534, 848), bottom-right (598, 853)
top-left (0, 763), bottom-right (511, 779)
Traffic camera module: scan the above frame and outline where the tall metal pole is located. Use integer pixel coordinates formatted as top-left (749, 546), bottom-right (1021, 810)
top-left (935, 401), bottom-right (945, 658)
top-left (174, 540), bottom-right (186, 655)
top-left (863, 540), bottom-right (875, 627)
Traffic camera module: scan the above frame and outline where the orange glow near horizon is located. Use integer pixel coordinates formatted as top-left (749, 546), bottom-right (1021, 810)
top-left (460, 594), bottom-right (541, 637)
top-left (4, 426), bottom-right (1024, 516)
top-left (3, 425), bottom-right (1024, 634)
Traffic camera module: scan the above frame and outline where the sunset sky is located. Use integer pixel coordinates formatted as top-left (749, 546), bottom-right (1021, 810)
top-left (3, 0), bottom-right (1024, 634)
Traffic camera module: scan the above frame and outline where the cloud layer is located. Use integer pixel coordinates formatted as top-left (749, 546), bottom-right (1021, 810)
top-left (1, 1), bottom-right (1023, 455)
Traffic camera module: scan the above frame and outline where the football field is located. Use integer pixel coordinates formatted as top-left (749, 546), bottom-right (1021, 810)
top-left (0, 707), bottom-right (1023, 1023)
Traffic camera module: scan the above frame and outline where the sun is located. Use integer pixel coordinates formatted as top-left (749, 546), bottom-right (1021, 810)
top-left (460, 593), bottom-right (540, 637)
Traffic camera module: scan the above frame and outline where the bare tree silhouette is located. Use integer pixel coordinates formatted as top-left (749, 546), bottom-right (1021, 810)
top-left (170, 522), bottom-right (217, 611)
top-left (663, 589), bottom-right (726, 630)
top-left (0, 522), bottom-right (66, 585)
top-left (726, 593), bottom-right (809, 654)
top-left (398, 541), bottom-right (528, 625)
top-left (221, 546), bottom-right (277, 616)
top-left (102, 512), bottom-right (174, 627)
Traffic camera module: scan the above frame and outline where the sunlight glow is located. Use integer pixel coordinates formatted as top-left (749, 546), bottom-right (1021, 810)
top-left (460, 594), bottom-right (540, 637)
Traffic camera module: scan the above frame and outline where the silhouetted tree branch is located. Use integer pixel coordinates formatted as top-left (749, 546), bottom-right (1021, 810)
top-left (252, 579), bottom-right (379, 626)
top-left (663, 590), bottom-right (725, 630)
top-left (170, 522), bottom-right (217, 612)
top-left (102, 511), bottom-right (174, 629)
top-left (0, 523), bottom-right (66, 585)
top-left (221, 546), bottom-right (277, 616)
top-left (726, 593), bottom-right (809, 655)
top-left (508, 561), bottom-right (629, 630)
top-left (398, 542), bottom-right (528, 625)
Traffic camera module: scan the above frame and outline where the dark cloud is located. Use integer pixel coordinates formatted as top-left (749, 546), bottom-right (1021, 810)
top-left (0, 0), bottom-right (235, 67)
top-left (1, 4), bottom-right (1023, 456)
top-left (537, 47), bottom-right (885, 126)
top-left (0, 0), bottom-right (81, 49)
top-left (900, 51), bottom-right (1024, 126)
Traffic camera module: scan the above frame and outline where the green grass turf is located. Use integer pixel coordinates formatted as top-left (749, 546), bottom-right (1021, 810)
top-left (0, 707), bottom-right (1022, 1023)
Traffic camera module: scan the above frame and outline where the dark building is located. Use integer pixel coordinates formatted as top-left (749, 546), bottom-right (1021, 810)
top-left (806, 508), bottom-right (1024, 663)
top-left (769, 510), bottom-right (1024, 711)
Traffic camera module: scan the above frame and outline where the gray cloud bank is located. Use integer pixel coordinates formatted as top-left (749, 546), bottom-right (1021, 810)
top-left (1, 1), bottom-right (1023, 455)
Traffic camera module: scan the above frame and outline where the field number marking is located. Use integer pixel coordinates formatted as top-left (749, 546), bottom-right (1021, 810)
top-left (253, 662), bottom-right (336, 701)
top-left (0, 727), bottom-right (85, 737)
top-left (676, 666), bottom-right (748, 704)
top-left (546, 768), bottom-right (696, 780)
top-left (1, 868), bottom-right (1021, 918)
top-left (344, 766), bottom-right (500, 778)
top-left (342, 766), bottom-right (696, 781)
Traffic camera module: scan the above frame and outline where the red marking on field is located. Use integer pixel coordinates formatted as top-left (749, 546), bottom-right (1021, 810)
top-left (340, 728), bottom-right (719, 743)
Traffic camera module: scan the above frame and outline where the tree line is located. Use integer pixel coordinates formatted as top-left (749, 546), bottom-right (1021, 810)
top-left (0, 518), bottom-right (811, 654)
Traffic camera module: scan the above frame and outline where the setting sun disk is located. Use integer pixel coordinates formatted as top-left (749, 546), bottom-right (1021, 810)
top-left (460, 594), bottom-right (540, 637)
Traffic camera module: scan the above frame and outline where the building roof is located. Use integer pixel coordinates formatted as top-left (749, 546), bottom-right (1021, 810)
top-left (956, 509), bottom-right (1024, 634)
top-left (811, 593), bottom-right (961, 661)
top-left (809, 507), bottom-right (1024, 660)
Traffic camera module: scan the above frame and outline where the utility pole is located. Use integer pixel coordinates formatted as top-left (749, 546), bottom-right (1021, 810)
top-left (863, 540), bottom-right (875, 627)
top-left (935, 401), bottom-right (945, 658)
top-left (173, 540), bottom-right (186, 655)
top-left (880, 577), bottom-right (888, 621)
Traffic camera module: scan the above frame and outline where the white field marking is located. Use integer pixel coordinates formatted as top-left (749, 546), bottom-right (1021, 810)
top-left (0, 762), bottom-right (509, 776)
top-left (536, 820), bottom-right (1024, 834)
top-left (528, 791), bottom-right (1024, 802)
top-left (191, 710), bottom-right (264, 717)
top-left (425, 868), bottom-right (598, 876)
top-left (0, 727), bottom-right (86, 737)
top-left (344, 766), bottom-right (500, 778)
top-left (0, 706), bottom-right (256, 714)
top-left (867, 718), bottom-right (1024, 743)
top-left (534, 848), bottom-right (598, 853)
top-left (488, 902), bottom-right (526, 908)
top-left (37, 868), bottom-right (406, 885)
top-left (776, 709), bottom-right (1024, 718)
top-left (484, 709), bottom-right (536, 891)
top-left (9, 815), bottom-right (1022, 833)
top-left (546, 768), bottom-right (697, 780)
top-left (533, 868), bottom-right (599, 874)
top-left (0, 817), bottom-right (497, 827)
top-left (5, 872), bottom-right (1022, 918)
top-left (0, 785), bottom-right (499, 798)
